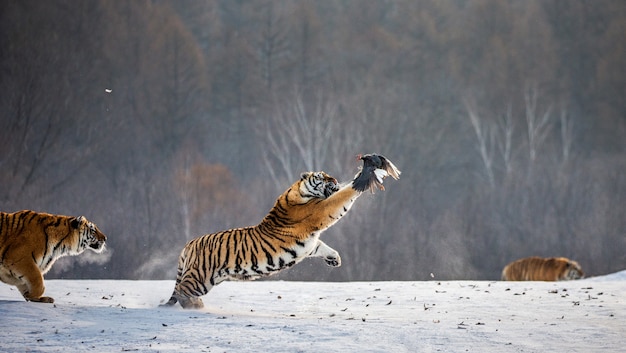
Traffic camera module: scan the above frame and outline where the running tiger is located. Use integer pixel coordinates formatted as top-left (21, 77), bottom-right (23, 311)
top-left (162, 153), bottom-right (400, 309)
top-left (0, 210), bottom-right (107, 303)
top-left (501, 256), bottom-right (584, 281)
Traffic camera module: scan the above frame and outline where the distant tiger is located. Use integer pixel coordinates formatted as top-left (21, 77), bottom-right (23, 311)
top-left (0, 210), bottom-right (107, 303)
top-left (162, 154), bottom-right (400, 309)
top-left (501, 256), bottom-right (584, 281)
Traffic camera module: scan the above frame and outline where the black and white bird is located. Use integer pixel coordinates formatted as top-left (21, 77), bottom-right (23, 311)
top-left (353, 153), bottom-right (401, 193)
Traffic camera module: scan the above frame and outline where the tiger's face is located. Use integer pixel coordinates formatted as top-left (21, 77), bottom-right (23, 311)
top-left (564, 260), bottom-right (584, 280)
top-left (74, 216), bottom-right (107, 253)
top-left (300, 171), bottom-right (339, 199)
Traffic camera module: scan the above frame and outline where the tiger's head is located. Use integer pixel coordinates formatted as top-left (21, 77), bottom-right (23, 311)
top-left (561, 259), bottom-right (584, 280)
top-left (299, 171), bottom-right (339, 200)
top-left (73, 216), bottom-right (107, 253)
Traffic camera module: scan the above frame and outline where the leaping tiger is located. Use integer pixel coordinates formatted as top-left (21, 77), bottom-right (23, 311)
top-left (161, 153), bottom-right (400, 309)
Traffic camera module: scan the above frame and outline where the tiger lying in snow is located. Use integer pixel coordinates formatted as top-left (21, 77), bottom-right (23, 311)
top-left (501, 256), bottom-right (584, 281)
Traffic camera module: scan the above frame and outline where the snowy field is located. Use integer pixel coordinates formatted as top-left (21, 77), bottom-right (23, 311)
top-left (0, 271), bottom-right (624, 353)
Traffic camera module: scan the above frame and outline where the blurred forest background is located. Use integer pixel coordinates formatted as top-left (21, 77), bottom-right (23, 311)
top-left (1, 0), bottom-right (624, 281)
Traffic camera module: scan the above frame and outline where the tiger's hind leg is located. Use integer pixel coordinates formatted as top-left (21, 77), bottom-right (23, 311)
top-left (172, 284), bottom-right (207, 309)
top-left (161, 249), bottom-right (208, 309)
top-left (165, 275), bottom-right (212, 309)
top-left (178, 296), bottom-right (205, 309)
top-left (160, 292), bottom-right (179, 307)
top-left (309, 240), bottom-right (341, 267)
top-left (160, 290), bottom-right (205, 309)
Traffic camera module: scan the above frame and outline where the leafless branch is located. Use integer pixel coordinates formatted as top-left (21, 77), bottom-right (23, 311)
top-left (464, 97), bottom-right (495, 187)
top-left (524, 84), bottom-right (553, 164)
top-left (497, 103), bottom-right (514, 175)
top-left (559, 106), bottom-right (573, 163)
top-left (261, 86), bottom-right (339, 188)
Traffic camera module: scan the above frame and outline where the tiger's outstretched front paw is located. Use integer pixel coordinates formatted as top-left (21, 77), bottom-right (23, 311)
top-left (324, 253), bottom-right (342, 267)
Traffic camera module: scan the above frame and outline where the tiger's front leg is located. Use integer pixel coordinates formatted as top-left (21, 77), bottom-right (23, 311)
top-left (308, 240), bottom-right (341, 267)
top-left (15, 263), bottom-right (54, 303)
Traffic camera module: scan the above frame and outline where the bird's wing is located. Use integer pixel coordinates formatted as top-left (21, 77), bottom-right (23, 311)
top-left (353, 154), bottom-right (401, 193)
top-left (378, 155), bottom-right (401, 180)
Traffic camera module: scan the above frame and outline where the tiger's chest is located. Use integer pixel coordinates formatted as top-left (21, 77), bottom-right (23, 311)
top-left (39, 241), bottom-right (82, 274)
top-left (262, 232), bottom-right (320, 270)
top-left (227, 232), bottom-right (321, 280)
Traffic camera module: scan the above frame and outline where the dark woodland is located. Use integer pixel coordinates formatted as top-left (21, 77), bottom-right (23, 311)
top-left (1, 0), bottom-right (624, 281)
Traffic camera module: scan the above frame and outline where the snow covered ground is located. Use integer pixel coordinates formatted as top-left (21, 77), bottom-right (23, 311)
top-left (1, 271), bottom-right (624, 353)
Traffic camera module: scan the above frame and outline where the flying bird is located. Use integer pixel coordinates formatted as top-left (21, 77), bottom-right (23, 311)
top-left (353, 153), bottom-right (401, 193)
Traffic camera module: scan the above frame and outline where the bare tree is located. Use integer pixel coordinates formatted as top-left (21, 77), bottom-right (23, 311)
top-left (260, 87), bottom-right (348, 188)
top-left (173, 145), bottom-right (198, 242)
top-left (255, 1), bottom-right (290, 91)
top-left (464, 97), bottom-right (496, 187)
top-left (524, 83), bottom-right (553, 166)
top-left (0, 2), bottom-right (105, 208)
top-left (497, 104), bottom-right (515, 176)
top-left (559, 105), bottom-right (573, 164)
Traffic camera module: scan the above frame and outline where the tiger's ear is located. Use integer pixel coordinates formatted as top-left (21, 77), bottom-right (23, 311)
top-left (70, 216), bottom-right (86, 229)
top-left (301, 172), bottom-right (312, 180)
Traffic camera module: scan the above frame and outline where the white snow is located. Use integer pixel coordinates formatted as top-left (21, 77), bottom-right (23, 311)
top-left (1, 271), bottom-right (624, 353)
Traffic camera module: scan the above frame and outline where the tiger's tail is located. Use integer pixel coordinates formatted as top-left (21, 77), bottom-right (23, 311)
top-left (160, 248), bottom-right (186, 307)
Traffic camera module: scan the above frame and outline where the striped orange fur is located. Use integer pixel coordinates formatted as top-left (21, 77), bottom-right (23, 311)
top-left (162, 154), bottom-right (400, 309)
top-left (0, 210), bottom-right (107, 303)
top-left (501, 256), bottom-right (584, 281)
